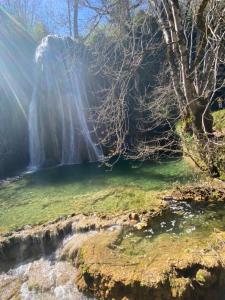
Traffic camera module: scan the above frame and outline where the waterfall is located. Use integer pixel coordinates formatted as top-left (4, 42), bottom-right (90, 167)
top-left (28, 35), bottom-right (102, 170)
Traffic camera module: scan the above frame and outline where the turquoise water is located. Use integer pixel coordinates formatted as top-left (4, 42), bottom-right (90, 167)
top-left (0, 159), bottom-right (198, 232)
top-left (23, 159), bottom-right (197, 191)
top-left (119, 200), bottom-right (225, 257)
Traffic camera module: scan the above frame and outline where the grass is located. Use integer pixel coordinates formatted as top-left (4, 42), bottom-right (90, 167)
top-left (0, 159), bottom-right (197, 233)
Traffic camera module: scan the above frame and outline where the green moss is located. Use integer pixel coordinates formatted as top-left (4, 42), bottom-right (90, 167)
top-left (76, 228), bottom-right (225, 296)
top-left (213, 110), bottom-right (225, 132)
top-left (176, 111), bottom-right (225, 178)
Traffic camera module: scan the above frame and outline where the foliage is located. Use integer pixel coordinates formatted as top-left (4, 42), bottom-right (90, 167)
top-left (213, 110), bottom-right (225, 133)
top-left (32, 22), bottom-right (48, 42)
top-left (176, 111), bottom-right (225, 179)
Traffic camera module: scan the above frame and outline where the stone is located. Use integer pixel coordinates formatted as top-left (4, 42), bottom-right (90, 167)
top-left (23, 225), bottom-right (32, 230)
top-left (134, 221), bottom-right (148, 230)
top-left (163, 196), bottom-right (174, 201)
top-left (129, 213), bottom-right (140, 221)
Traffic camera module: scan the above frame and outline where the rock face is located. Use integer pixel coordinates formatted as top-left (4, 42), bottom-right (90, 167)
top-left (0, 235), bottom-right (93, 300)
top-left (0, 212), bottom-right (133, 272)
top-left (75, 229), bottom-right (225, 300)
top-left (0, 8), bottom-right (36, 178)
top-left (0, 217), bottom-right (73, 272)
top-left (0, 205), bottom-right (165, 273)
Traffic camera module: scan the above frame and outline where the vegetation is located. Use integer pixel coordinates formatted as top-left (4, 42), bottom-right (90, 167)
top-left (0, 1), bottom-right (224, 178)
top-left (0, 3), bottom-right (224, 299)
top-left (213, 110), bottom-right (225, 133)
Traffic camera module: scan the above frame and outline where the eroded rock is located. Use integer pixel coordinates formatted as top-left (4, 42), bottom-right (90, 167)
top-left (75, 229), bottom-right (225, 300)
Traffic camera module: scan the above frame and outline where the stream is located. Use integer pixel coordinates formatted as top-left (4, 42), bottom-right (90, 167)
top-left (0, 233), bottom-right (96, 300)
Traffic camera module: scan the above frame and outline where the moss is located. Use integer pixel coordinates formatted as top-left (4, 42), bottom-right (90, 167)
top-left (213, 110), bottom-right (225, 179)
top-left (176, 113), bottom-right (225, 179)
top-left (28, 283), bottom-right (41, 292)
top-left (76, 229), bottom-right (225, 299)
top-left (213, 110), bottom-right (225, 133)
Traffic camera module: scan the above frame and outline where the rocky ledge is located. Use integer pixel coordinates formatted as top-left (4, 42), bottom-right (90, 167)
top-left (74, 228), bottom-right (225, 300)
top-left (69, 182), bottom-right (225, 300)
top-left (0, 203), bottom-right (165, 272)
top-left (1, 182), bottom-right (225, 299)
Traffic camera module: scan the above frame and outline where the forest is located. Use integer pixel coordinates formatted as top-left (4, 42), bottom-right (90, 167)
top-left (0, 1), bottom-right (225, 300)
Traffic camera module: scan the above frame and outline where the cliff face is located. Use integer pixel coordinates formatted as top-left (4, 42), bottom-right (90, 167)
top-left (0, 8), bottom-right (36, 177)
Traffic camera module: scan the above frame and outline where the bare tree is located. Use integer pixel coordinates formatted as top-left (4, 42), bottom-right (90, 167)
top-left (67, 0), bottom-right (73, 36)
top-left (73, 0), bottom-right (79, 38)
top-left (85, 0), bottom-right (224, 175)
top-left (149, 0), bottom-right (225, 176)
top-left (1, 0), bottom-right (40, 28)
top-left (86, 5), bottom-right (167, 163)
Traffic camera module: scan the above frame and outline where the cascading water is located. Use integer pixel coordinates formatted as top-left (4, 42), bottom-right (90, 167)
top-left (28, 35), bottom-right (102, 170)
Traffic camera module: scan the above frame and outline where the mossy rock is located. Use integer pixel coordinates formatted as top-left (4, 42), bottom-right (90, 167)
top-left (195, 269), bottom-right (216, 287)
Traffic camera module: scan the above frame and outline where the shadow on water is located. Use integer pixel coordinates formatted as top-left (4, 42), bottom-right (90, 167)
top-left (22, 158), bottom-right (196, 191)
top-left (0, 158), bottom-right (199, 233)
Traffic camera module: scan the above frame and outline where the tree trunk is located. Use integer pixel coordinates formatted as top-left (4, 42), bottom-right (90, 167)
top-left (156, 0), bottom-right (220, 177)
top-left (67, 0), bottom-right (72, 37)
top-left (189, 97), bottom-right (213, 137)
top-left (73, 0), bottom-right (79, 39)
top-left (187, 98), bottom-right (219, 177)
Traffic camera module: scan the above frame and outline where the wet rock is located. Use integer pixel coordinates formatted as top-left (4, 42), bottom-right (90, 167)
top-left (0, 253), bottom-right (85, 300)
top-left (23, 225), bottom-right (32, 230)
top-left (0, 208), bottom-right (167, 272)
top-left (60, 232), bottom-right (96, 262)
top-left (163, 196), bottom-right (174, 201)
top-left (75, 228), bottom-right (225, 300)
top-left (129, 213), bottom-right (140, 221)
top-left (0, 277), bottom-right (22, 300)
top-left (0, 219), bottom-right (74, 272)
top-left (134, 221), bottom-right (148, 230)
top-left (27, 261), bottom-right (55, 292)
top-left (173, 184), bottom-right (225, 203)
top-left (170, 277), bottom-right (191, 298)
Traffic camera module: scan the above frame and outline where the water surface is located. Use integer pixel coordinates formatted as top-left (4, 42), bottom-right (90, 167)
top-left (0, 159), bottom-right (197, 232)
top-left (119, 200), bottom-right (225, 257)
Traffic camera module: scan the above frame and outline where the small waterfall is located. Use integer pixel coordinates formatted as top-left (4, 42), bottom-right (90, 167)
top-left (28, 35), bottom-right (102, 170)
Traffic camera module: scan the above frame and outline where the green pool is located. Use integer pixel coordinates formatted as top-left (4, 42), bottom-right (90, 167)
top-left (0, 159), bottom-right (198, 233)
